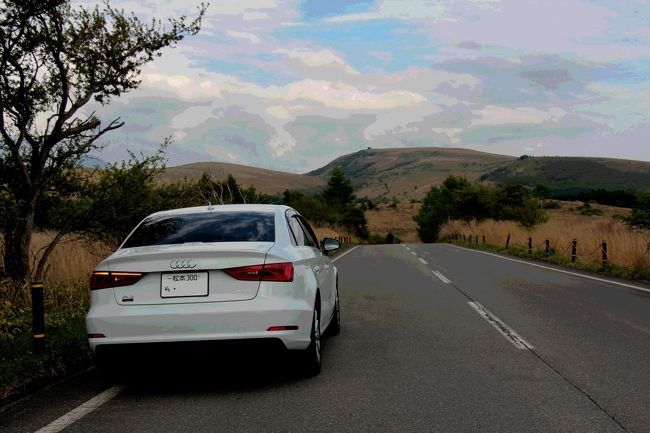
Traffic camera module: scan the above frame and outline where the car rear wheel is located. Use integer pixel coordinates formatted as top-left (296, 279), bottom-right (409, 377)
top-left (300, 306), bottom-right (321, 376)
top-left (327, 287), bottom-right (341, 336)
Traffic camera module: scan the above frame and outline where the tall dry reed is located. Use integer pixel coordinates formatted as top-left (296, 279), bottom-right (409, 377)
top-left (440, 210), bottom-right (650, 268)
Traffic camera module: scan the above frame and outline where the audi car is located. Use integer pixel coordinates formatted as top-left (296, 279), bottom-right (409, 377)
top-left (86, 204), bottom-right (341, 376)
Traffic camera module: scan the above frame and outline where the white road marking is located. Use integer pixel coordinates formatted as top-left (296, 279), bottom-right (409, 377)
top-left (449, 245), bottom-right (650, 294)
top-left (410, 251), bottom-right (417, 256)
top-left (332, 246), bottom-right (359, 263)
top-left (468, 302), bottom-right (535, 350)
top-left (432, 270), bottom-right (452, 284)
top-left (34, 385), bottom-right (125, 433)
top-left (418, 258), bottom-right (427, 265)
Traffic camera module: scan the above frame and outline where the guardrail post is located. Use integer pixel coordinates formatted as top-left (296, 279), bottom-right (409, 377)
top-left (463, 234), bottom-right (466, 242)
top-left (528, 237), bottom-right (532, 254)
top-left (469, 234), bottom-right (472, 244)
top-left (571, 239), bottom-right (577, 263)
top-left (482, 235), bottom-right (486, 245)
top-left (602, 241), bottom-right (608, 266)
top-left (505, 234), bottom-right (510, 248)
top-left (31, 281), bottom-right (45, 354)
top-left (545, 239), bottom-right (550, 257)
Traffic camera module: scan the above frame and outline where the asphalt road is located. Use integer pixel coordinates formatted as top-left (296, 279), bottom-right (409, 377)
top-left (2, 244), bottom-right (650, 433)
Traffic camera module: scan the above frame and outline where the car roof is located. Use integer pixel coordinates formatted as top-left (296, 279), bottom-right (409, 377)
top-left (149, 204), bottom-right (294, 217)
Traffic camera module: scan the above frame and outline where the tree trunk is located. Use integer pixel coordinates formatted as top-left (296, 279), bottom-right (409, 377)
top-left (3, 199), bottom-right (35, 284)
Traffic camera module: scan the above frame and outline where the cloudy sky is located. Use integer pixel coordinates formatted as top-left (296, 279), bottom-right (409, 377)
top-left (85, 0), bottom-right (650, 172)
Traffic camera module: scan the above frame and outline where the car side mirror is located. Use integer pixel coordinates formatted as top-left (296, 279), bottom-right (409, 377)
top-left (322, 237), bottom-right (341, 253)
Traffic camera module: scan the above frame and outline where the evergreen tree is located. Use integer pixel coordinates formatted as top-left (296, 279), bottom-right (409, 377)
top-left (322, 168), bottom-right (355, 207)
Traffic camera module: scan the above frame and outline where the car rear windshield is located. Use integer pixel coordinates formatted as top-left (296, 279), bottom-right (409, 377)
top-left (122, 211), bottom-right (275, 247)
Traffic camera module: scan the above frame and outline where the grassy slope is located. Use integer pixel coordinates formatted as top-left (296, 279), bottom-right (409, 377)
top-left (307, 147), bottom-right (515, 201)
top-left (159, 161), bottom-right (325, 196)
top-left (480, 156), bottom-right (650, 192)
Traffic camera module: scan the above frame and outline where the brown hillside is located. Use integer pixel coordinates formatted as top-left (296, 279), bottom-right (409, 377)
top-left (307, 147), bottom-right (515, 200)
top-left (159, 161), bottom-right (325, 196)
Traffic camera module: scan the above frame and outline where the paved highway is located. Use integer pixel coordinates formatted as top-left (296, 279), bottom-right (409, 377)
top-left (2, 244), bottom-right (649, 433)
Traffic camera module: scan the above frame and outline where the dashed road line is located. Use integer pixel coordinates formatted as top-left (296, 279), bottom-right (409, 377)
top-left (410, 251), bottom-right (417, 256)
top-left (467, 301), bottom-right (535, 350)
top-left (34, 385), bottom-right (125, 433)
top-left (418, 258), bottom-right (427, 265)
top-left (432, 270), bottom-right (451, 284)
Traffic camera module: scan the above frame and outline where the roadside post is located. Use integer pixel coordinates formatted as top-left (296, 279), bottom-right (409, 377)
top-left (545, 239), bottom-right (550, 257)
top-left (571, 240), bottom-right (577, 263)
top-left (31, 280), bottom-right (45, 354)
top-left (528, 237), bottom-right (532, 254)
top-left (602, 241), bottom-right (608, 266)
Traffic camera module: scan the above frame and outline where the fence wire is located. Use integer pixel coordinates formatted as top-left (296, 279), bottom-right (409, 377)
top-left (448, 233), bottom-right (650, 269)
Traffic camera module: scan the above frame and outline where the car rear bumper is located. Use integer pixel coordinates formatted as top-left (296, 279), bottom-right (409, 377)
top-left (86, 290), bottom-right (313, 352)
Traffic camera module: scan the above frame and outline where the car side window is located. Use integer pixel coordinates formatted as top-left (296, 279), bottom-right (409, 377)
top-left (297, 216), bottom-right (319, 249)
top-left (287, 215), bottom-right (306, 246)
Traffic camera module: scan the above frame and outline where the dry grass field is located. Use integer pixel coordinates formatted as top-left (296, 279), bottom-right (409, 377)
top-left (365, 202), bottom-right (422, 243)
top-left (364, 200), bottom-right (650, 269)
top-left (440, 202), bottom-right (650, 269)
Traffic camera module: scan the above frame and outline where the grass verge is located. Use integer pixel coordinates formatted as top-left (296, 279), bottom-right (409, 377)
top-left (0, 280), bottom-right (92, 404)
top-left (445, 239), bottom-right (650, 282)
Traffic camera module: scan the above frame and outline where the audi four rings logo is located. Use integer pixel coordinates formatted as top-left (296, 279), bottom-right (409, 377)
top-left (169, 259), bottom-right (197, 269)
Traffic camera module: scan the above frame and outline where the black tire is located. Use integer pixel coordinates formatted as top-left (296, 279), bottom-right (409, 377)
top-left (300, 306), bottom-right (322, 377)
top-left (327, 286), bottom-right (341, 337)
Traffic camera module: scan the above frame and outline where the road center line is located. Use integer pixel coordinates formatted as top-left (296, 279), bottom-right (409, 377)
top-left (332, 246), bottom-right (359, 263)
top-left (432, 270), bottom-right (451, 284)
top-left (468, 302), bottom-right (535, 350)
top-left (410, 251), bottom-right (417, 256)
top-left (448, 244), bottom-right (650, 294)
top-left (34, 385), bottom-right (125, 433)
top-left (418, 258), bottom-right (427, 265)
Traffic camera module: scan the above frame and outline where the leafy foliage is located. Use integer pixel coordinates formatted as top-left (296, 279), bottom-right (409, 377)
top-left (416, 176), bottom-right (548, 242)
top-left (284, 168), bottom-right (368, 240)
top-left (322, 167), bottom-right (355, 207)
top-left (623, 190), bottom-right (650, 229)
top-left (0, 0), bottom-right (206, 282)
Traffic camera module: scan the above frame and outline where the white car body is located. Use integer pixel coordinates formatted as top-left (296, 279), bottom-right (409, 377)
top-left (86, 204), bottom-right (339, 372)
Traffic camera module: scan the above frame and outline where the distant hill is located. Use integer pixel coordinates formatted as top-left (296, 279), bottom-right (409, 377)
top-left (131, 149), bottom-right (650, 203)
top-left (306, 147), bottom-right (515, 200)
top-left (159, 161), bottom-right (325, 196)
top-left (479, 156), bottom-right (650, 193)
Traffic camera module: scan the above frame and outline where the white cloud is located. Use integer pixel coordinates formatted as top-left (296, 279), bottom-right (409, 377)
top-left (226, 30), bottom-right (261, 44)
top-left (274, 48), bottom-right (360, 75)
top-left (146, 73), bottom-right (192, 88)
top-left (471, 106), bottom-right (566, 127)
top-left (242, 11), bottom-right (269, 21)
top-left (431, 127), bottom-right (464, 143)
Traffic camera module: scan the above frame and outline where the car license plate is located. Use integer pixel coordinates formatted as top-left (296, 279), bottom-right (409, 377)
top-left (161, 272), bottom-right (208, 298)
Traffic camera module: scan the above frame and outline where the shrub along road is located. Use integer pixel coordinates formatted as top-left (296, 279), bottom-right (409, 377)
top-left (1, 244), bottom-right (649, 432)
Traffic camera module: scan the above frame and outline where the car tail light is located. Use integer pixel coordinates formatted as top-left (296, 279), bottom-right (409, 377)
top-left (267, 326), bottom-right (299, 331)
top-left (90, 271), bottom-right (144, 290)
top-left (87, 333), bottom-right (106, 338)
top-left (224, 263), bottom-right (294, 282)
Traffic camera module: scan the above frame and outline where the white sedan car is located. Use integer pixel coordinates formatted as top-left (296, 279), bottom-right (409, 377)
top-left (86, 204), bottom-right (341, 376)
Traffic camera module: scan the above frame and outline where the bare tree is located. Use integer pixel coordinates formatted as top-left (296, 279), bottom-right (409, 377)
top-left (0, 0), bottom-right (206, 283)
